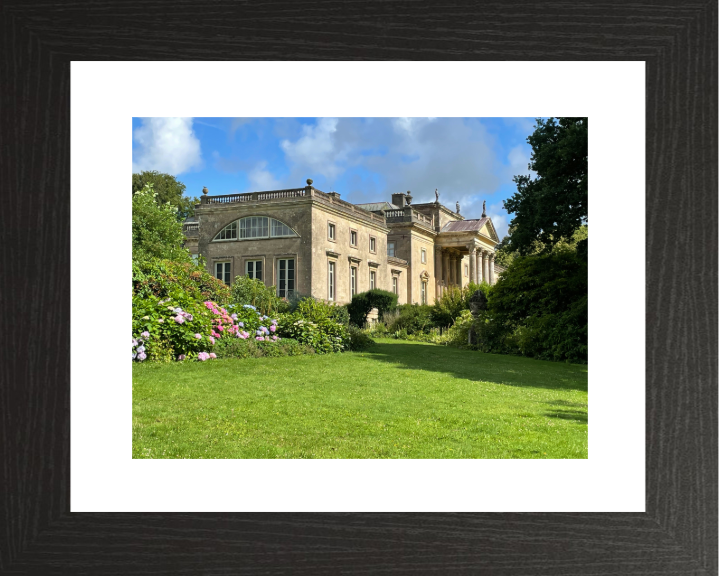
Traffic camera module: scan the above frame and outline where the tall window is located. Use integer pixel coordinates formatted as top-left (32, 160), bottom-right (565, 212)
top-left (277, 258), bottom-right (295, 298)
top-left (421, 281), bottom-right (427, 304)
top-left (370, 270), bottom-right (376, 290)
top-left (328, 261), bottom-right (335, 301)
top-left (387, 242), bottom-right (395, 257)
top-left (246, 260), bottom-right (262, 281)
top-left (215, 262), bottom-right (231, 285)
top-left (328, 222), bottom-right (336, 241)
top-left (392, 276), bottom-right (398, 295)
top-left (350, 230), bottom-right (358, 247)
top-left (369, 236), bottom-right (376, 253)
top-left (350, 266), bottom-right (357, 296)
top-left (421, 248), bottom-right (426, 263)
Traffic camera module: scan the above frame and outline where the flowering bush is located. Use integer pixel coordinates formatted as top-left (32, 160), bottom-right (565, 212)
top-left (133, 258), bottom-right (231, 304)
top-left (132, 290), bottom-right (213, 360)
top-left (230, 275), bottom-right (289, 315)
top-left (277, 315), bottom-right (349, 353)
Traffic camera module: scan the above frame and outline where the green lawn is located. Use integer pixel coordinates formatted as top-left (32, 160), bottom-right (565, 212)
top-left (133, 339), bottom-right (588, 459)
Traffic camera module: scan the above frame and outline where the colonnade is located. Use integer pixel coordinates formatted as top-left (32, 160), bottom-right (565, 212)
top-left (434, 245), bottom-right (495, 296)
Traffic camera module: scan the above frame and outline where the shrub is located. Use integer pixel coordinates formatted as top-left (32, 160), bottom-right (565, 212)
top-left (430, 281), bottom-right (489, 328)
top-left (133, 258), bottom-right (231, 304)
top-left (213, 337), bottom-right (315, 359)
top-left (276, 298), bottom-right (351, 353)
top-left (346, 326), bottom-right (376, 351)
top-left (276, 315), bottom-right (350, 354)
top-left (387, 304), bottom-right (434, 335)
top-left (347, 289), bottom-right (398, 327)
top-left (475, 250), bottom-right (587, 363)
top-left (231, 275), bottom-right (287, 315)
top-left (132, 290), bottom-right (214, 360)
top-left (444, 310), bottom-right (475, 347)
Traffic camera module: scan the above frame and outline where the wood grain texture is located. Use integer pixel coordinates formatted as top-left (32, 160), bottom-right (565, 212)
top-left (0, 1), bottom-right (716, 574)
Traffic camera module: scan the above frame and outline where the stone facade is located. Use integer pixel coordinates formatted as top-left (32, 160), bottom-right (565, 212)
top-left (184, 181), bottom-right (502, 305)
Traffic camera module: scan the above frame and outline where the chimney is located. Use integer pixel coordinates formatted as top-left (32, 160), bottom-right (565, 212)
top-left (391, 192), bottom-right (406, 207)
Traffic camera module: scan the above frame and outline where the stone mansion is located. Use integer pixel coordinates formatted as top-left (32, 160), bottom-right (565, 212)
top-left (182, 179), bottom-right (504, 306)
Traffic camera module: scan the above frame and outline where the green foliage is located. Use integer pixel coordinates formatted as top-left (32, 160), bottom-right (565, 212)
top-left (475, 249), bottom-right (587, 363)
top-left (504, 117), bottom-right (588, 256)
top-left (495, 225), bottom-right (588, 268)
top-left (132, 183), bottom-right (192, 263)
top-left (132, 291), bottom-right (214, 360)
top-left (347, 289), bottom-right (399, 327)
top-left (212, 337), bottom-right (315, 359)
top-left (132, 171), bottom-right (199, 222)
top-left (430, 282), bottom-right (488, 328)
top-left (346, 325), bottom-right (376, 351)
top-left (231, 275), bottom-right (287, 315)
top-left (384, 304), bottom-right (434, 335)
top-left (133, 258), bottom-right (231, 305)
top-left (277, 299), bottom-right (351, 354)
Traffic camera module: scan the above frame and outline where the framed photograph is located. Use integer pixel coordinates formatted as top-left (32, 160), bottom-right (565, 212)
top-left (2, 1), bottom-right (716, 574)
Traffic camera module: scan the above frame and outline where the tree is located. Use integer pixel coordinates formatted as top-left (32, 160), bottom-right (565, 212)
top-left (131, 171), bottom-right (199, 222)
top-left (132, 183), bottom-right (192, 263)
top-left (503, 118), bottom-right (588, 256)
top-left (494, 225), bottom-right (588, 267)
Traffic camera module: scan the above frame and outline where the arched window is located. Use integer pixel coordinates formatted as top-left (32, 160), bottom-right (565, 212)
top-left (213, 216), bottom-right (298, 241)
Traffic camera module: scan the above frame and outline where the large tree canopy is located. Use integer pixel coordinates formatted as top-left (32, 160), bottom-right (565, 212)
top-left (132, 183), bottom-right (192, 263)
top-left (503, 117), bottom-right (587, 256)
top-left (132, 171), bottom-right (198, 222)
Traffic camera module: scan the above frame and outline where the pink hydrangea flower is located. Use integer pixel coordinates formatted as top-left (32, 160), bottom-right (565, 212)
top-left (141, 331), bottom-right (150, 339)
top-left (269, 325), bottom-right (276, 332)
top-left (174, 316), bottom-right (185, 324)
top-left (194, 334), bottom-right (202, 339)
top-left (158, 318), bottom-right (164, 323)
top-left (209, 353), bottom-right (217, 359)
top-left (178, 354), bottom-right (186, 361)
top-left (272, 335), bottom-right (278, 341)
top-left (209, 336), bottom-right (215, 345)
top-left (197, 352), bottom-right (210, 361)
top-left (256, 336), bottom-right (264, 341)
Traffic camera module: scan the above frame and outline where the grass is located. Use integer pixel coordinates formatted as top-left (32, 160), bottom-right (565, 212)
top-left (133, 339), bottom-right (588, 459)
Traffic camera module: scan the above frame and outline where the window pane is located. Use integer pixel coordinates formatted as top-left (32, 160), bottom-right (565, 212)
top-left (256, 261), bottom-right (262, 281)
top-left (287, 259), bottom-right (295, 292)
top-left (215, 263), bottom-right (222, 279)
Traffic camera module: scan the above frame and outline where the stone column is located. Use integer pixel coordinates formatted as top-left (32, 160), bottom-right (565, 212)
top-left (456, 256), bottom-right (463, 288)
top-left (434, 246), bottom-right (443, 297)
top-left (442, 250), bottom-right (450, 289)
top-left (468, 246), bottom-right (476, 286)
top-left (449, 256), bottom-right (456, 286)
top-left (481, 250), bottom-right (489, 284)
top-left (476, 250), bottom-right (482, 283)
top-left (489, 253), bottom-right (495, 285)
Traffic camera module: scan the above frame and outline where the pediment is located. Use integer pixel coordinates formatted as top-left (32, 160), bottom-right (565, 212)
top-left (480, 219), bottom-right (500, 242)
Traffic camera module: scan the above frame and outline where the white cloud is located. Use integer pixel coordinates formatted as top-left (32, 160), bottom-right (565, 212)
top-left (132, 117), bottom-right (203, 175)
top-left (247, 161), bottom-right (281, 191)
top-left (486, 201), bottom-right (510, 240)
top-left (280, 118), bottom-right (344, 179)
top-left (507, 144), bottom-right (532, 178)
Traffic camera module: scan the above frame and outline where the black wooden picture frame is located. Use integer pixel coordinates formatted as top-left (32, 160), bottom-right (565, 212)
top-left (1, 1), bottom-right (716, 574)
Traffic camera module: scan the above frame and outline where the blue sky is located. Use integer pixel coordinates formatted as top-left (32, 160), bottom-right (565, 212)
top-left (131, 117), bottom-right (539, 239)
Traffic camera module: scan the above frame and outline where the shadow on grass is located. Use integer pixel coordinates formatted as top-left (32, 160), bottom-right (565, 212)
top-left (545, 409), bottom-right (588, 424)
top-left (366, 340), bottom-right (588, 393)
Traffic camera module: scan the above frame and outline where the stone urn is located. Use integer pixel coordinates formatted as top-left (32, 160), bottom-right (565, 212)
top-left (468, 289), bottom-right (488, 316)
